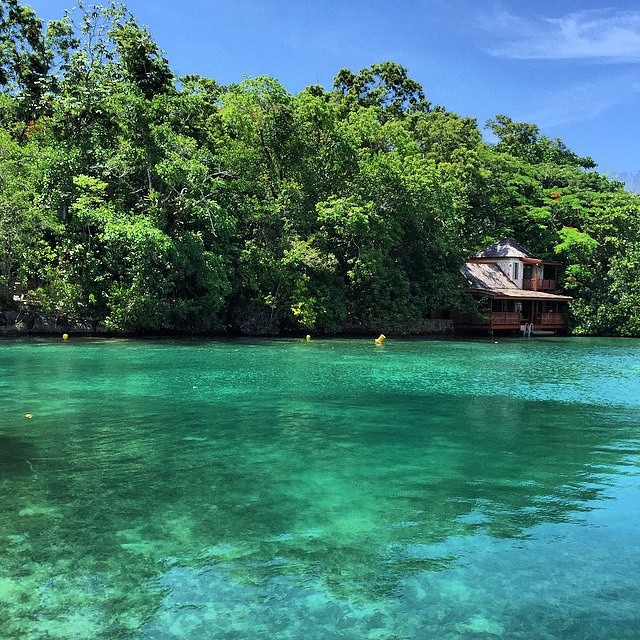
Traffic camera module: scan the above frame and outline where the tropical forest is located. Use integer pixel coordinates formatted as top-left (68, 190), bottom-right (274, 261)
top-left (2, 0), bottom-right (640, 337)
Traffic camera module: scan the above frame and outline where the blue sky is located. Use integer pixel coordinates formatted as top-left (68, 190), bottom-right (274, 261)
top-left (27, 1), bottom-right (640, 187)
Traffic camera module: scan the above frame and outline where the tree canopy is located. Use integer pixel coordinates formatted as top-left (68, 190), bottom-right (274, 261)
top-left (1, 1), bottom-right (639, 336)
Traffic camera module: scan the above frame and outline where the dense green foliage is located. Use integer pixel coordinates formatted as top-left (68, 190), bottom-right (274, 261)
top-left (1, 1), bottom-right (639, 335)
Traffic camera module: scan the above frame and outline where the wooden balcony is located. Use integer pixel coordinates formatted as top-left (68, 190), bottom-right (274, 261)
top-left (534, 312), bottom-right (564, 328)
top-left (523, 278), bottom-right (557, 292)
top-left (489, 312), bottom-right (522, 327)
top-left (493, 312), bottom-right (566, 331)
top-left (456, 311), bottom-right (565, 333)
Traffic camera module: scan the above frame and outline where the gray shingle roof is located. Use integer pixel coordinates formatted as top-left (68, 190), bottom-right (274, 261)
top-left (472, 239), bottom-right (533, 259)
top-left (460, 263), bottom-right (573, 301)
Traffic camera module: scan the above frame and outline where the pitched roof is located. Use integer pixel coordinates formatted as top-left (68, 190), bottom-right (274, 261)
top-left (461, 262), bottom-right (515, 289)
top-left (460, 262), bottom-right (573, 301)
top-left (472, 239), bottom-right (534, 259)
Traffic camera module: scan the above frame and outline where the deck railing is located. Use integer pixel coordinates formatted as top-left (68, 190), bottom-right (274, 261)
top-left (535, 312), bottom-right (564, 326)
top-left (489, 312), bottom-right (522, 326)
top-left (456, 311), bottom-right (565, 331)
top-left (523, 278), bottom-right (556, 292)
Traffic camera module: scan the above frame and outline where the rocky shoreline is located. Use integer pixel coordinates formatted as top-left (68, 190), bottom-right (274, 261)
top-left (0, 306), bottom-right (454, 338)
top-left (0, 308), bottom-right (103, 337)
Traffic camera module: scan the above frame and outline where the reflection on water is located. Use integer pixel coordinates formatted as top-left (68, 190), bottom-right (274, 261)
top-left (0, 337), bottom-right (639, 639)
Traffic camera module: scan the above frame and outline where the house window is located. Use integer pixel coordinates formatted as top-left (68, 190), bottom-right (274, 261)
top-left (513, 262), bottom-right (519, 280)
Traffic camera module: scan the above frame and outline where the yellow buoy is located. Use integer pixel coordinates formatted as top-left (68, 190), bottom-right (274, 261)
top-left (24, 413), bottom-right (33, 419)
top-left (305, 335), bottom-right (311, 341)
top-left (374, 334), bottom-right (386, 346)
top-left (62, 333), bottom-right (69, 340)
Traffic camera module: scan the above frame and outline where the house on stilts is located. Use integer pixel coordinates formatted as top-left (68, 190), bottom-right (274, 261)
top-left (457, 239), bottom-right (572, 335)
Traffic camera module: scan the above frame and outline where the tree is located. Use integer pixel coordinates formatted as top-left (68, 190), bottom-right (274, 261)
top-left (110, 17), bottom-right (173, 99)
top-left (332, 61), bottom-right (430, 119)
top-left (487, 114), bottom-right (595, 169)
top-left (0, 127), bottom-right (52, 304)
top-left (0, 0), bottom-right (51, 117)
top-left (555, 193), bottom-right (640, 335)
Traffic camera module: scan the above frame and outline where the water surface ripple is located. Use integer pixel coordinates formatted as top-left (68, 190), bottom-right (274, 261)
top-left (1, 337), bottom-right (639, 639)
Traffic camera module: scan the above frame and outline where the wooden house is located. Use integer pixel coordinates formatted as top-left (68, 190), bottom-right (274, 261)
top-left (457, 239), bottom-right (572, 334)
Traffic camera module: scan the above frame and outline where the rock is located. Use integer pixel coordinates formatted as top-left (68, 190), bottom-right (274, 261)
top-left (4, 310), bottom-right (18, 325)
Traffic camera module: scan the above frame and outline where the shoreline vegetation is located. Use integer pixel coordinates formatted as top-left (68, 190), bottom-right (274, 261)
top-left (1, 2), bottom-right (640, 337)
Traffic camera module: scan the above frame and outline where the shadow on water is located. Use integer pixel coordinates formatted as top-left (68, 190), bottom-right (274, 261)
top-left (27, 388), bottom-right (633, 601)
top-left (0, 434), bottom-right (36, 475)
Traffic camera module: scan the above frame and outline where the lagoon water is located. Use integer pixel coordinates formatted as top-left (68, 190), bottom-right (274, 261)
top-left (1, 337), bottom-right (639, 639)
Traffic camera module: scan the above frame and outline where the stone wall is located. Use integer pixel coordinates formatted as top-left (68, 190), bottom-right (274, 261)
top-left (0, 308), bottom-right (98, 336)
top-left (1, 304), bottom-right (455, 337)
top-left (419, 319), bottom-right (454, 334)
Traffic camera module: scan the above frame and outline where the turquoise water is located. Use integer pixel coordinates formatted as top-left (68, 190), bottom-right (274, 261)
top-left (1, 337), bottom-right (639, 639)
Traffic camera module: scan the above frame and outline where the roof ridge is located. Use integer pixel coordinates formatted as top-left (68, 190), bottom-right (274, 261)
top-left (472, 238), bottom-right (534, 259)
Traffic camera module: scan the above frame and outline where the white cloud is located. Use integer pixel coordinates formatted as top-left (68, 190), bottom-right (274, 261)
top-left (485, 9), bottom-right (640, 61)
